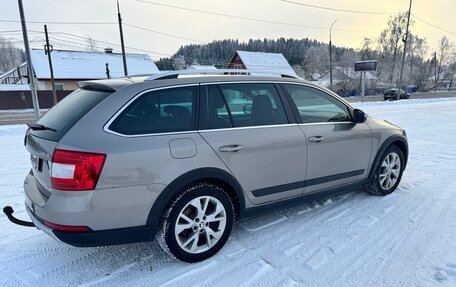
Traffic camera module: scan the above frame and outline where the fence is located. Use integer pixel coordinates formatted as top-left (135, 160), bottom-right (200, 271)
top-left (0, 90), bottom-right (72, 110)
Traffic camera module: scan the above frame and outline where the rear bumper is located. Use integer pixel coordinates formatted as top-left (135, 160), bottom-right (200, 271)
top-left (26, 204), bottom-right (155, 247)
top-left (24, 171), bottom-right (163, 247)
top-left (53, 226), bottom-right (154, 247)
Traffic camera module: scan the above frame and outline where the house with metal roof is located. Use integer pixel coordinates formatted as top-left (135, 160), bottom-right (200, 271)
top-left (0, 49), bottom-right (159, 91)
top-left (30, 49), bottom-right (159, 91)
top-left (227, 50), bottom-right (297, 77)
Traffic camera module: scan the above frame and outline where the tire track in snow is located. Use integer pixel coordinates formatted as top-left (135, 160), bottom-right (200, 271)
top-left (327, 199), bottom-right (429, 287)
top-left (267, 191), bottom-right (429, 286)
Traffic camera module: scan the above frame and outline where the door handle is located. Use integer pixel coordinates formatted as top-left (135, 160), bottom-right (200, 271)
top-left (308, 136), bottom-right (324, 143)
top-left (219, 144), bottom-right (243, 152)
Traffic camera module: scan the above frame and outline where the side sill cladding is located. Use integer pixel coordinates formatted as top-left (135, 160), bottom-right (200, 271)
top-left (368, 134), bottom-right (409, 179)
top-left (145, 168), bottom-right (246, 233)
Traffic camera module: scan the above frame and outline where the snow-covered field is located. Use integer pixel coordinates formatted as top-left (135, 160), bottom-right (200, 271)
top-left (1, 98), bottom-right (456, 287)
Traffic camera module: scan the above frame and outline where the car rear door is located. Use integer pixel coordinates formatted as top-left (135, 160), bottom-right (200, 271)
top-left (281, 83), bottom-right (372, 193)
top-left (198, 82), bottom-right (308, 205)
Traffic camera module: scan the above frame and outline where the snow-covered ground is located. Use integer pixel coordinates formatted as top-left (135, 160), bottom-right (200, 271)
top-left (1, 98), bottom-right (456, 286)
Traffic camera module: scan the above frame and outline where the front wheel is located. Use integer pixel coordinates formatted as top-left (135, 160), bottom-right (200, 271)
top-left (157, 183), bottom-right (234, 262)
top-left (367, 145), bottom-right (405, 195)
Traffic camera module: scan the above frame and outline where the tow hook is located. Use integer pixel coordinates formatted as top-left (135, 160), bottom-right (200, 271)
top-left (2, 206), bottom-right (35, 227)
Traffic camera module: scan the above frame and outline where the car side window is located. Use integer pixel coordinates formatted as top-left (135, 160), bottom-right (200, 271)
top-left (208, 83), bottom-right (287, 128)
top-left (283, 84), bottom-right (351, 124)
top-left (207, 86), bottom-right (233, 129)
top-left (109, 86), bottom-right (197, 135)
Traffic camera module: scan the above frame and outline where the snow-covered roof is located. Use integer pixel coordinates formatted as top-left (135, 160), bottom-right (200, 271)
top-left (30, 49), bottom-right (159, 80)
top-left (234, 50), bottom-right (297, 77)
top-left (0, 84), bottom-right (30, 91)
top-left (187, 65), bottom-right (217, 70)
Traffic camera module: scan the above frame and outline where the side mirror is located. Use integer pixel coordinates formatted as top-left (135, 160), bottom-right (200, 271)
top-left (352, 109), bottom-right (366, 123)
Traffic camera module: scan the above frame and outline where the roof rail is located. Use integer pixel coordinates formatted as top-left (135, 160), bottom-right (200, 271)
top-left (144, 69), bottom-right (300, 81)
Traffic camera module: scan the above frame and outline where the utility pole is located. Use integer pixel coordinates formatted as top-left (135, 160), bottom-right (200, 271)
top-left (18, 0), bottom-right (40, 119)
top-left (434, 51), bottom-right (438, 92)
top-left (361, 71), bottom-right (366, 102)
top-left (396, 0), bottom-right (413, 100)
top-left (329, 20), bottom-right (338, 87)
top-left (117, 0), bottom-right (128, 76)
top-left (44, 25), bottom-right (57, 106)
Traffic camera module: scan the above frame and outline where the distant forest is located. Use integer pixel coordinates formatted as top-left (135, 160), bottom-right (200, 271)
top-left (155, 38), bottom-right (355, 78)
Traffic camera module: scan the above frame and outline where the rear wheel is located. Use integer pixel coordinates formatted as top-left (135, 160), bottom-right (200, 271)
top-left (367, 145), bottom-right (405, 195)
top-left (157, 183), bottom-right (234, 262)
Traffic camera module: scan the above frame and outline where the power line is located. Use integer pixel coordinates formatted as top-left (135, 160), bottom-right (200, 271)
top-left (5, 36), bottom-right (45, 43)
top-left (0, 19), bottom-right (116, 25)
top-left (279, 0), bottom-right (395, 15)
top-left (51, 30), bottom-right (172, 57)
top-left (123, 23), bottom-right (206, 44)
top-left (39, 29), bottom-right (172, 56)
top-left (0, 29), bottom-right (32, 33)
top-left (1, 18), bottom-right (206, 49)
top-left (136, 0), bottom-right (373, 33)
top-left (411, 14), bottom-right (456, 37)
top-left (6, 29), bottom-right (172, 59)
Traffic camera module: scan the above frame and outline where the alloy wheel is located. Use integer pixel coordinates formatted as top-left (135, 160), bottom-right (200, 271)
top-left (379, 152), bottom-right (401, 190)
top-left (174, 196), bottom-right (227, 254)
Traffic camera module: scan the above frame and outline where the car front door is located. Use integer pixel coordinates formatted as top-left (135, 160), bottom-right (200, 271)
top-left (281, 83), bottom-right (372, 193)
top-left (198, 83), bottom-right (308, 205)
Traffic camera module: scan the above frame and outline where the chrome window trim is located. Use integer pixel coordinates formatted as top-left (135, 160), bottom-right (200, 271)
top-left (105, 130), bottom-right (198, 138)
top-left (198, 123), bottom-right (298, 133)
top-left (103, 84), bottom-right (199, 138)
top-left (198, 121), bottom-right (354, 133)
top-left (298, 121), bottom-right (354, 126)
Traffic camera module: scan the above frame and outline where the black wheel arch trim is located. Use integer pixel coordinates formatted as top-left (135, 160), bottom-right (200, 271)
top-left (146, 167), bottom-right (246, 232)
top-left (368, 134), bottom-right (408, 179)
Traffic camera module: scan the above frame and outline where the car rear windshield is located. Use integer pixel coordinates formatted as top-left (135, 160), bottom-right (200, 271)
top-left (30, 89), bottom-right (112, 141)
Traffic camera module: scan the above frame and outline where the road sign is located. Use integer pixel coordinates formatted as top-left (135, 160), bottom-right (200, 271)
top-left (354, 60), bottom-right (377, 72)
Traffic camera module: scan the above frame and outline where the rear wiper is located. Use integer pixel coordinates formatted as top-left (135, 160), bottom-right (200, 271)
top-left (27, 123), bottom-right (57, 132)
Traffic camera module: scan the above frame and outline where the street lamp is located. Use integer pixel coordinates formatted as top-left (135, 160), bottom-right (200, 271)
top-left (329, 19), bottom-right (338, 87)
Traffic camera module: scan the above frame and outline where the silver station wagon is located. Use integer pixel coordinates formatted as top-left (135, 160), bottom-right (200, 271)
top-left (4, 70), bottom-right (408, 262)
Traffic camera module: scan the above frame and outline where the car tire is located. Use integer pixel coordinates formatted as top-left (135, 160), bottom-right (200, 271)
top-left (366, 145), bottom-right (405, 196)
top-left (156, 182), bottom-right (234, 262)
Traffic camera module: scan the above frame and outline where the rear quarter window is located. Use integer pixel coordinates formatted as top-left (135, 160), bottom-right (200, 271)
top-left (109, 86), bottom-right (197, 135)
top-left (31, 89), bottom-right (112, 141)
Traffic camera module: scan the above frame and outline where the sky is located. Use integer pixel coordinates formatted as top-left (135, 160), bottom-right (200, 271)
top-left (1, 0), bottom-right (455, 61)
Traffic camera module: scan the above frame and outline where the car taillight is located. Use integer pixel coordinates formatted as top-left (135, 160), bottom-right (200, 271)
top-left (51, 149), bottom-right (106, 191)
top-left (43, 220), bottom-right (92, 232)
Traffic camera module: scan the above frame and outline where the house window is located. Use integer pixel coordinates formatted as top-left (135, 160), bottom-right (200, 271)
top-left (234, 64), bottom-right (243, 69)
top-left (55, 83), bottom-right (65, 91)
